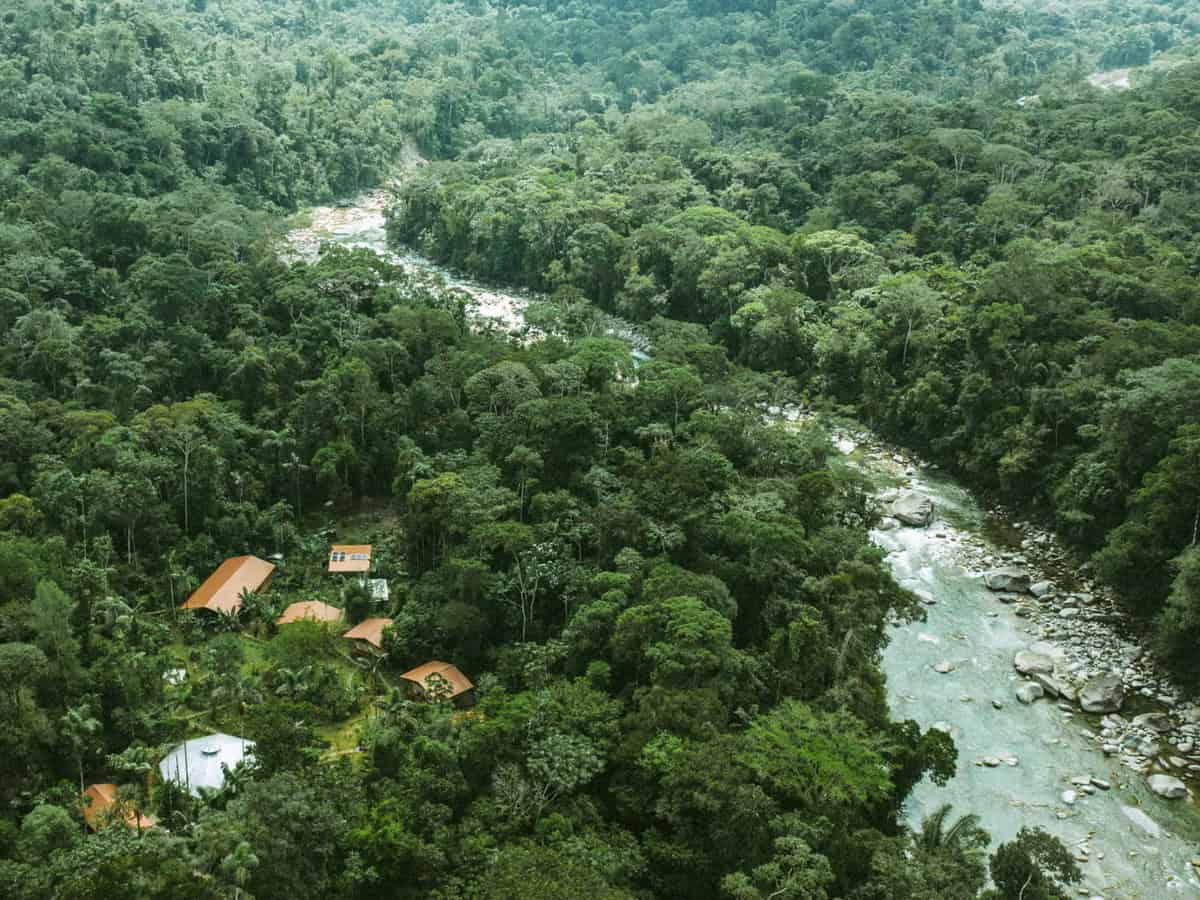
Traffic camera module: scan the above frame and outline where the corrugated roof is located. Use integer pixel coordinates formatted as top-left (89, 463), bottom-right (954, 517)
top-left (329, 544), bottom-right (372, 573)
top-left (181, 556), bottom-right (275, 614)
top-left (83, 783), bottom-right (156, 830)
top-left (275, 600), bottom-right (344, 626)
top-left (342, 616), bottom-right (392, 649)
top-left (400, 660), bottom-right (474, 700)
top-left (158, 733), bottom-right (255, 796)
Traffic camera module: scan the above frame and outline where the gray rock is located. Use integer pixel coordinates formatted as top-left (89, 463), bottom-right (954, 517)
top-left (1091, 777), bottom-right (1111, 790)
top-left (1016, 682), bottom-right (1045, 704)
top-left (890, 494), bottom-right (934, 527)
top-left (1029, 641), bottom-right (1066, 662)
top-left (1061, 789), bottom-right (1077, 805)
top-left (1033, 672), bottom-right (1073, 700)
top-left (984, 567), bottom-right (1031, 593)
top-left (1080, 675), bottom-right (1125, 713)
top-left (934, 660), bottom-right (955, 674)
top-left (1029, 580), bottom-right (1055, 598)
top-left (1148, 774), bottom-right (1188, 799)
top-left (1133, 712), bottom-right (1172, 733)
top-left (1014, 650), bottom-right (1056, 676)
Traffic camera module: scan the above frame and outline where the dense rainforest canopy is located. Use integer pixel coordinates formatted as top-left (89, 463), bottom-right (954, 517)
top-left (0, 0), bottom-right (1196, 897)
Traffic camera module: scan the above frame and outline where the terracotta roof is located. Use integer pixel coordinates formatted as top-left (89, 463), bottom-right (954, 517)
top-left (343, 616), bottom-right (392, 649)
top-left (400, 660), bottom-right (474, 700)
top-left (329, 544), bottom-right (372, 573)
top-left (275, 600), bottom-right (344, 626)
top-left (181, 556), bottom-right (275, 614)
top-left (83, 783), bottom-right (156, 830)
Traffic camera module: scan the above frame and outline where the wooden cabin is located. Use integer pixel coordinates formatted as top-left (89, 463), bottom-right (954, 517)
top-left (399, 660), bottom-right (476, 708)
top-left (180, 555), bottom-right (275, 616)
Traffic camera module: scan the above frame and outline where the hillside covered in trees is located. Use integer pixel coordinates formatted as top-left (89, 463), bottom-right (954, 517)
top-left (0, 0), bottom-right (1198, 897)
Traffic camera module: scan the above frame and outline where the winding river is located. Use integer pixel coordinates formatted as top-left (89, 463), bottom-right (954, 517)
top-left (286, 188), bottom-right (1200, 898)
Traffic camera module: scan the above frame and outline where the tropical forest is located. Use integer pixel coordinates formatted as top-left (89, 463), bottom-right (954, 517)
top-left (4, 0), bottom-right (1200, 897)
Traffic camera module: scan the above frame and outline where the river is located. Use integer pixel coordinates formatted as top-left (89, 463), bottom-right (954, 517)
top-left (286, 188), bottom-right (1200, 898)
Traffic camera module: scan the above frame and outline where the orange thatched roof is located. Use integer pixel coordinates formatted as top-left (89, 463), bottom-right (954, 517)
top-left (83, 783), bottom-right (155, 831)
top-left (400, 660), bottom-right (474, 700)
top-left (343, 617), bottom-right (392, 649)
top-left (181, 556), bottom-right (274, 614)
top-left (275, 600), bottom-right (344, 626)
top-left (329, 544), bottom-right (372, 573)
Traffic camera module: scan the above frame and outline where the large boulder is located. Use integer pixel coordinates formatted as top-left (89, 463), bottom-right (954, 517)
top-left (1079, 675), bottom-right (1125, 713)
top-left (1029, 641), bottom-right (1066, 662)
top-left (1014, 650), bottom-right (1056, 676)
top-left (1147, 774), bottom-right (1188, 799)
top-left (1029, 580), bottom-right (1055, 598)
top-left (984, 568), bottom-right (1031, 593)
top-left (1032, 672), bottom-right (1073, 700)
top-left (1133, 712), bottom-right (1172, 733)
top-left (891, 494), bottom-right (934, 527)
top-left (1016, 682), bottom-right (1045, 704)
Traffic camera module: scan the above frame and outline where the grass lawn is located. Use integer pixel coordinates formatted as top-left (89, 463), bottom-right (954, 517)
top-left (319, 708), bottom-right (373, 762)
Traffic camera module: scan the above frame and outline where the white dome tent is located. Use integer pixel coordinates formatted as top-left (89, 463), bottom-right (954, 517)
top-left (158, 733), bottom-right (256, 796)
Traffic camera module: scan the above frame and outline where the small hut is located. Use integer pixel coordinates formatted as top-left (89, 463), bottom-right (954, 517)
top-left (83, 783), bottom-right (155, 831)
top-left (342, 616), bottom-right (393, 652)
top-left (399, 660), bottom-right (476, 708)
top-left (329, 544), bottom-right (372, 574)
top-left (275, 600), bottom-right (344, 626)
top-left (180, 555), bottom-right (275, 616)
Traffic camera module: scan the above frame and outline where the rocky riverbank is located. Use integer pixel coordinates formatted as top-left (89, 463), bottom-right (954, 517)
top-left (844, 423), bottom-right (1200, 797)
top-left (839, 424), bottom-right (1200, 895)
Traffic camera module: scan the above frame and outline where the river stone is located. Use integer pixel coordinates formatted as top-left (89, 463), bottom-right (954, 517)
top-left (1029, 580), bottom-right (1055, 598)
top-left (1148, 774), bottom-right (1188, 799)
top-left (1016, 682), bottom-right (1044, 704)
top-left (1080, 675), bottom-right (1125, 713)
top-left (1061, 789), bottom-right (1077, 805)
top-left (984, 568), bottom-right (1031, 593)
top-left (1014, 650), bottom-right (1056, 676)
top-left (891, 494), bottom-right (934, 527)
top-left (1029, 641), bottom-right (1066, 662)
top-left (934, 660), bottom-right (955, 673)
top-left (1033, 672), bottom-right (1073, 700)
top-left (876, 517), bottom-right (899, 532)
top-left (1133, 712), bottom-right (1172, 733)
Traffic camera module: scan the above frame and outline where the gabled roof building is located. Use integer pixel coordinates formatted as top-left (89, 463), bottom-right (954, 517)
top-left (400, 660), bottom-right (475, 706)
top-left (329, 544), bottom-right (372, 573)
top-left (276, 600), bottom-right (344, 626)
top-left (180, 555), bottom-right (275, 615)
top-left (83, 783), bottom-right (156, 831)
top-left (342, 616), bottom-right (393, 650)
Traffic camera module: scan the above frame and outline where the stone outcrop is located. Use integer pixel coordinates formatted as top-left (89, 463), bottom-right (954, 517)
top-left (890, 494), bottom-right (933, 527)
top-left (984, 568), bottom-right (1031, 593)
top-left (1079, 674), bottom-right (1125, 713)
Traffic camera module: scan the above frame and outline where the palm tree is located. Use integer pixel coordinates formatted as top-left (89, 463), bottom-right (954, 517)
top-left (273, 665), bottom-right (312, 700)
top-left (351, 647), bottom-right (389, 693)
top-left (60, 704), bottom-right (101, 834)
top-left (916, 803), bottom-right (989, 854)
